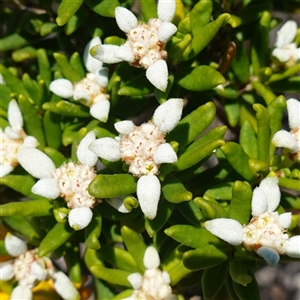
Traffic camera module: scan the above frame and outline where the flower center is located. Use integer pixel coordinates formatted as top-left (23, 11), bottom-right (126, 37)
top-left (52, 162), bottom-right (98, 208)
top-left (243, 212), bottom-right (289, 254)
top-left (118, 121), bottom-right (165, 177)
top-left (126, 19), bottom-right (167, 69)
top-left (0, 130), bottom-right (26, 167)
top-left (73, 73), bottom-right (109, 106)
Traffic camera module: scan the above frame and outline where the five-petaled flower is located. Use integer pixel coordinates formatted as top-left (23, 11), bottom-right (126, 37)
top-left (50, 37), bottom-right (110, 122)
top-left (272, 20), bottom-right (300, 67)
top-left (17, 131), bottom-right (100, 230)
top-left (123, 246), bottom-right (175, 300)
top-left (0, 233), bottom-right (79, 300)
top-left (272, 98), bottom-right (300, 162)
top-left (204, 177), bottom-right (300, 266)
top-left (89, 98), bottom-right (183, 220)
top-left (90, 0), bottom-right (177, 92)
top-left (0, 100), bottom-right (38, 178)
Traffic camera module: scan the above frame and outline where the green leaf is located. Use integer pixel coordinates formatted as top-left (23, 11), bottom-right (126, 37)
top-left (204, 182), bottom-right (234, 201)
top-left (65, 8), bottom-right (88, 35)
top-left (62, 123), bottom-right (85, 146)
top-left (70, 52), bottom-right (86, 79)
top-left (38, 222), bottom-right (75, 257)
top-left (240, 120), bottom-right (258, 159)
top-left (65, 244), bottom-right (82, 283)
top-left (88, 174), bottom-right (137, 198)
top-left (22, 73), bottom-right (39, 103)
top-left (12, 46), bottom-right (37, 62)
top-left (85, 210), bottom-right (102, 250)
top-left (177, 201), bottom-right (204, 226)
top-left (40, 22), bottom-right (59, 37)
top-left (85, 0), bottom-right (120, 18)
top-left (190, 0), bottom-right (212, 31)
top-left (224, 99), bottom-right (240, 127)
top-left (44, 147), bottom-right (66, 168)
top-left (56, 0), bottom-right (84, 26)
top-left (139, 0), bottom-right (157, 21)
top-left (0, 175), bottom-right (36, 197)
top-left (194, 197), bottom-right (228, 219)
top-left (37, 49), bottom-right (52, 86)
top-left (0, 199), bottom-right (53, 217)
top-left (42, 101), bottom-right (90, 117)
top-left (43, 111), bottom-right (62, 150)
top-left (177, 65), bottom-right (225, 91)
top-left (220, 142), bottom-right (256, 182)
top-left (278, 177), bottom-right (300, 192)
top-left (121, 225), bottom-right (147, 272)
top-left (268, 63), bottom-right (300, 83)
top-left (252, 81), bottom-right (276, 106)
top-left (229, 181), bottom-right (252, 225)
top-left (167, 101), bottom-right (216, 150)
top-left (0, 33), bottom-right (28, 52)
top-left (161, 175), bottom-right (193, 203)
top-left (268, 76), bottom-right (300, 93)
top-left (229, 260), bottom-right (252, 287)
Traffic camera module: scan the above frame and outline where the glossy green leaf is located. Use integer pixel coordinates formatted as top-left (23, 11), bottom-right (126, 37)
top-left (268, 63), bottom-right (300, 83)
top-left (229, 260), bottom-right (252, 287)
top-left (44, 147), bottom-right (66, 168)
top-left (53, 52), bottom-right (83, 82)
top-left (224, 99), bottom-right (240, 127)
top-left (253, 104), bottom-right (270, 163)
top-left (161, 175), bottom-right (193, 203)
top-left (37, 49), bottom-right (51, 86)
top-left (12, 46), bottom-right (37, 62)
top-left (145, 199), bottom-right (174, 237)
top-left (43, 111), bottom-right (62, 150)
top-left (229, 181), bottom-right (252, 225)
top-left (190, 0), bottom-right (212, 32)
top-left (204, 182), bottom-right (234, 201)
top-left (0, 33), bottom-right (28, 52)
top-left (85, 0), bottom-right (120, 18)
top-left (56, 0), bottom-right (84, 26)
top-left (220, 142), bottom-right (256, 182)
top-left (111, 290), bottom-right (134, 300)
top-left (202, 261), bottom-right (229, 299)
top-left (251, 81), bottom-right (276, 106)
top-left (177, 65), bottom-right (225, 91)
top-left (70, 52), bottom-right (85, 79)
top-left (268, 76), bottom-right (300, 93)
top-left (85, 210), bottom-right (102, 250)
top-left (167, 101), bottom-right (216, 150)
top-left (240, 120), bottom-right (258, 159)
top-left (42, 101), bottom-right (90, 117)
top-left (194, 197), bottom-right (228, 219)
top-left (65, 8), bottom-right (88, 35)
top-left (89, 174), bottom-right (137, 198)
top-left (121, 225), bottom-right (147, 272)
top-left (40, 22), bottom-right (59, 37)
top-left (278, 177), bottom-right (300, 192)
top-left (90, 265), bottom-right (132, 287)
top-left (177, 201), bottom-right (204, 226)
top-left (168, 34), bottom-right (192, 64)
top-left (38, 222), bottom-right (75, 257)
top-left (22, 73), bottom-right (39, 103)
top-left (139, 0), bottom-right (157, 21)
top-left (167, 259), bottom-right (193, 286)
top-left (0, 175), bottom-right (36, 197)
top-left (65, 244), bottom-right (82, 283)
top-left (62, 123), bottom-right (85, 146)
top-left (0, 199), bottom-right (53, 217)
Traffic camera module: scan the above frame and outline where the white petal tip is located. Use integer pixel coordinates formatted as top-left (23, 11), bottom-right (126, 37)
top-left (127, 273), bottom-right (143, 290)
top-left (153, 143), bottom-right (177, 164)
top-left (68, 207), bottom-right (93, 230)
top-left (143, 246), bottom-right (160, 269)
top-left (114, 120), bottom-right (135, 134)
top-left (77, 131), bottom-right (98, 166)
top-left (53, 271), bottom-right (80, 300)
top-left (146, 60), bottom-right (168, 92)
top-left (115, 7), bottom-right (138, 33)
top-left (89, 137), bottom-right (121, 162)
top-left (5, 233), bottom-right (27, 256)
top-left (49, 79), bottom-right (74, 99)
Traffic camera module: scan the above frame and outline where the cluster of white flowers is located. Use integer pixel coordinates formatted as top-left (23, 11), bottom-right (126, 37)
top-left (272, 98), bottom-right (300, 162)
top-left (204, 177), bottom-right (300, 266)
top-left (90, 0), bottom-right (177, 91)
top-left (124, 246), bottom-right (176, 300)
top-left (17, 131), bottom-right (99, 230)
top-left (89, 98), bottom-right (183, 220)
top-left (50, 37), bottom-right (110, 122)
top-left (0, 233), bottom-right (79, 300)
top-left (272, 20), bottom-right (300, 67)
top-left (0, 100), bottom-right (38, 178)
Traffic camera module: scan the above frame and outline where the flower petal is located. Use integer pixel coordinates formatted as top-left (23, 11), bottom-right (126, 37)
top-left (32, 178), bottom-right (60, 199)
top-left (137, 175), bottom-right (161, 220)
top-left (77, 131), bottom-right (98, 167)
top-left (89, 137), bottom-right (121, 162)
top-left (272, 130), bottom-right (298, 153)
top-left (158, 22), bottom-right (177, 43)
top-left (53, 271), bottom-right (80, 300)
top-left (251, 186), bottom-right (268, 216)
top-left (4, 233), bottom-right (27, 256)
top-left (162, 271), bottom-right (171, 284)
top-left (277, 212), bottom-right (292, 229)
top-left (275, 20), bottom-right (298, 48)
top-left (146, 59), bottom-right (168, 91)
top-left (153, 143), bottom-right (177, 164)
top-left (143, 246), bottom-right (160, 269)
top-left (4, 126), bottom-right (20, 139)
top-left (204, 218), bottom-right (243, 246)
top-left (106, 197), bottom-right (131, 213)
top-left (94, 67), bottom-right (109, 88)
top-left (287, 98), bottom-right (300, 129)
top-left (115, 7), bottom-right (138, 33)
top-left (285, 236), bottom-right (300, 258)
top-left (31, 261), bottom-right (47, 281)
top-left (0, 262), bottom-right (14, 281)
top-left (8, 100), bottom-right (23, 132)
top-left (49, 79), bottom-right (74, 99)
top-left (23, 136), bottom-right (39, 148)
top-left (83, 36), bottom-right (104, 73)
top-left (127, 273), bottom-right (143, 290)
top-left (256, 247), bottom-right (280, 266)
top-left (0, 164), bottom-right (14, 178)
top-left (114, 120), bottom-right (135, 134)
top-left (68, 207), bottom-right (93, 230)
top-left (90, 99), bottom-right (110, 123)
top-left (10, 286), bottom-right (32, 300)
top-left (272, 48), bottom-right (290, 63)
top-left (157, 0), bottom-right (176, 22)
top-left (153, 98), bottom-right (183, 132)
top-left (114, 44), bottom-right (135, 62)
top-left (90, 44), bottom-right (123, 64)
top-left (18, 147), bottom-right (56, 179)
top-left (258, 177), bottom-right (280, 212)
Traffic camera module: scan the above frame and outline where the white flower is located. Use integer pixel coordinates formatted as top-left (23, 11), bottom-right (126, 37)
top-left (49, 37), bottom-right (110, 122)
top-left (272, 98), bottom-right (300, 162)
top-left (204, 177), bottom-right (300, 266)
top-left (124, 246), bottom-right (175, 300)
top-left (272, 20), bottom-right (300, 67)
top-left (90, 0), bottom-right (177, 91)
top-left (0, 100), bottom-right (38, 177)
top-left (89, 98), bottom-right (183, 219)
top-left (0, 233), bottom-right (79, 300)
top-left (17, 131), bottom-right (99, 230)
